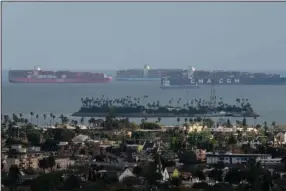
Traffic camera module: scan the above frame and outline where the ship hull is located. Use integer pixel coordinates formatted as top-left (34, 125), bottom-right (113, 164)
top-left (116, 77), bottom-right (161, 81)
top-left (166, 82), bottom-right (286, 86)
top-left (207, 82), bottom-right (286, 85)
top-left (193, 80), bottom-right (286, 86)
top-left (8, 69), bottom-right (113, 84)
top-left (160, 85), bottom-right (200, 89)
top-left (163, 77), bottom-right (286, 86)
top-left (117, 77), bottom-right (286, 85)
top-left (9, 77), bottom-right (112, 83)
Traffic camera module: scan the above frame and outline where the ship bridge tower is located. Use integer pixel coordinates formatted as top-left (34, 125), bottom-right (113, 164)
top-left (187, 66), bottom-right (195, 79)
top-left (33, 66), bottom-right (41, 76)
top-left (34, 66), bottom-right (41, 71)
top-left (143, 65), bottom-right (150, 78)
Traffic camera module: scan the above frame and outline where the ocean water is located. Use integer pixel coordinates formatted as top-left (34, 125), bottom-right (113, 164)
top-left (2, 79), bottom-right (286, 125)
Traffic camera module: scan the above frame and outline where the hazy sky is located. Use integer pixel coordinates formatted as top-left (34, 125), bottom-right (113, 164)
top-left (2, 2), bottom-right (286, 71)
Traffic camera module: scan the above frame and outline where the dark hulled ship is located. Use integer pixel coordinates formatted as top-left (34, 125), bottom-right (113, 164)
top-left (9, 67), bottom-right (112, 84)
top-left (116, 65), bottom-right (183, 81)
top-left (160, 66), bottom-right (286, 89)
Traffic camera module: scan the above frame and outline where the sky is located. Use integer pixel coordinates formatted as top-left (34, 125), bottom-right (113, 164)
top-left (2, 2), bottom-right (286, 71)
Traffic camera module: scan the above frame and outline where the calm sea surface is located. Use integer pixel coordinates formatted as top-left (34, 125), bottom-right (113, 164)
top-left (2, 79), bottom-right (286, 125)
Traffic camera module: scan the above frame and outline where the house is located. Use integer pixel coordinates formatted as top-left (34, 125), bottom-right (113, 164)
top-left (257, 158), bottom-right (282, 165)
top-left (195, 149), bottom-right (206, 161)
top-left (18, 171), bottom-right (39, 183)
top-left (142, 141), bottom-right (155, 151)
top-left (71, 134), bottom-right (89, 144)
top-left (42, 125), bottom-right (57, 129)
top-left (118, 168), bottom-right (135, 182)
top-left (206, 152), bottom-right (271, 164)
top-left (171, 168), bottom-right (180, 179)
top-left (10, 144), bottom-right (27, 153)
top-left (27, 146), bottom-right (41, 152)
top-left (209, 127), bottom-right (233, 133)
top-left (161, 168), bottom-right (170, 181)
top-left (206, 127), bottom-right (258, 134)
top-left (64, 124), bottom-right (76, 130)
top-left (126, 144), bottom-right (140, 153)
top-left (165, 167), bottom-right (175, 175)
top-left (58, 142), bottom-right (69, 146)
top-left (78, 125), bottom-right (88, 130)
top-left (55, 157), bottom-right (74, 169)
top-left (187, 124), bottom-right (205, 133)
top-left (165, 167), bottom-right (180, 179)
top-left (2, 146), bottom-right (51, 171)
top-left (181, 172), bottom-right (192, 180)
top-left (275, 131), bottom-right (286, 145)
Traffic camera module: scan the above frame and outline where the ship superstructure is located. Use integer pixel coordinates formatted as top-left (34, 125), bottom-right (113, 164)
top-left (8, 66), bottom-right (112, 83)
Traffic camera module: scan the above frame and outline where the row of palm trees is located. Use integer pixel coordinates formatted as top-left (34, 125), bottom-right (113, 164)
top-left (81, 95), bottom-right (251, 109)
top-left (2, 113), bottom-right (73, 127)
top-left (2, 113), bottom-right (108, 128)
top-left (79, 95), bottom-right (254, 114)
top-left (1, 114), bottom-right (264, 138)
top-left (2, 113), bottom-right (215, 131)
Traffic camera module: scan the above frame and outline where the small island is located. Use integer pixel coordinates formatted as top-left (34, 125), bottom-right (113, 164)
top-left (72, 96), bottom-right (259, 118)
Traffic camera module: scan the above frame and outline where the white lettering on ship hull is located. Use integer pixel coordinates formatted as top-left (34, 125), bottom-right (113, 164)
top-left (189, 78), bottom-right (240, 84)
top-left (191, 79), bottom-right (196, 84)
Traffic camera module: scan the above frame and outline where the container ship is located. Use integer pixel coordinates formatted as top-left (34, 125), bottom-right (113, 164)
top-left (8, 67), bottom-right (112, 84)
top-left (116, 65), bottom-right (183, 81)
top-left (161, 66), bottom-right (286, 88)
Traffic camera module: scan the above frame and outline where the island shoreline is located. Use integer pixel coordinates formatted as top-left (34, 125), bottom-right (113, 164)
top-left (71, 112), bottom-right (259, 118)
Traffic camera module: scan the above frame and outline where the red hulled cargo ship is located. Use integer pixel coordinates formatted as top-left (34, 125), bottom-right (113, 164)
top-left (8, 67), bottom-right (112, 83)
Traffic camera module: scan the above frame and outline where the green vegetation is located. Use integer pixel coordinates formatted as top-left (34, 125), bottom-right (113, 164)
top-left (75, 96), bottom-right (258, 117)
top-left (2, 112), bottom-right (286, 191)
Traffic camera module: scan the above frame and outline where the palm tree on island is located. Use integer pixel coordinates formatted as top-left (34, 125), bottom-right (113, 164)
top-left (74, 95), bottom-right (258, 118)
top-left (30, 112), bottom-right (34, 123)
top-left (35, 114), bottom-right (39, 126)
top-left (43, 114), bottom-right (47, 125)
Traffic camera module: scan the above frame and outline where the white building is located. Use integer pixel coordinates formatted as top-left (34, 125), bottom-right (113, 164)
top-left (161, 168), bottom-right (170, 181)
top-left (257, 158), bottom-right (282, 165)
top-left (206, 152), bottom-right (271, 164)
top-left (118, 168), bottom-right (135, 182)
top-left (71, 134), bottom-right (89, 144)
